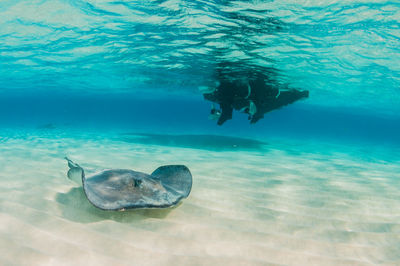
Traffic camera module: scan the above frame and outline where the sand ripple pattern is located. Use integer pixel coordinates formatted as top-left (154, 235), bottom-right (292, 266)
top-left (0, 132), bottom-right (399, 265)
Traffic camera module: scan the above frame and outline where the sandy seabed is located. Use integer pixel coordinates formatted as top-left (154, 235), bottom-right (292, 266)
top-left (0, 130), bottom-right (399, 266)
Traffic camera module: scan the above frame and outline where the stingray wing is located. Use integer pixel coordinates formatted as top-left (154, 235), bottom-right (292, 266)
top-left (151, 165), bottom-right (192, 199)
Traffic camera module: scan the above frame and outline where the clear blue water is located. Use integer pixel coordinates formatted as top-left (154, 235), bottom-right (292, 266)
top-left (1, 1), bottom-right (399, 132)
top-left (0, 0), bottom-right (399, 146)
top-left (1, 2), bottom-right (400, 264)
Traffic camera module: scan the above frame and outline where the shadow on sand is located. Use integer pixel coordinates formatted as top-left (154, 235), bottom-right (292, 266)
top-left (55, 187), bottom-right (176, 224)
top-left (119, 133), bottom-right (267, 151)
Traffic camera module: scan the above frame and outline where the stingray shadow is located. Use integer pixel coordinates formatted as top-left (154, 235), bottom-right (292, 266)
top-left (119, 133), bottom-right (267, 151)
top-left (55, 187), bottom-right (176, 224)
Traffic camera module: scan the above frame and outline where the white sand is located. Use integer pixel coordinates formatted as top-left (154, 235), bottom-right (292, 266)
top-left (0, 130), bottom-right (399, 265)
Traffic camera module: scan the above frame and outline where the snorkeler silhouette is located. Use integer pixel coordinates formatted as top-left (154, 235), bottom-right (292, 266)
top-left (201, 72), bottom-right (309, 125)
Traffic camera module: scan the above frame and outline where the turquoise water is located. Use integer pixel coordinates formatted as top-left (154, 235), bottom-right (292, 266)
top-left (1, 1), bottom-right (400, 265)
top-left (1, 1), bottom-right (399, 112)
top-left (1, 1), bottom-right (399, 143)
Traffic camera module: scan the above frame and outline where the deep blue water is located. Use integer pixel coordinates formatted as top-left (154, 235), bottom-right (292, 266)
top-left (0, 92), bottom-right (399, 147)
top-left (0, 0), bottom-right (399, 145)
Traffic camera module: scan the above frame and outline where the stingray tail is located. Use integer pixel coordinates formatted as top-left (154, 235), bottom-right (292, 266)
top-left (64, 157), bottom-right (84, 185)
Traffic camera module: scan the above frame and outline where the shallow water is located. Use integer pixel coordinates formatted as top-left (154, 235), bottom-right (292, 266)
top-left (0, 131), bottom-right (399, 265)
top-left (1, 0), bottom-right (399, 111)
top-left (1, 0), bottom-right (400, 265)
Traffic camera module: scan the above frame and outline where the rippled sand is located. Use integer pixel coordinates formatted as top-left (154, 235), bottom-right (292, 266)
top-left (0, 131), bottom-right (399, 265)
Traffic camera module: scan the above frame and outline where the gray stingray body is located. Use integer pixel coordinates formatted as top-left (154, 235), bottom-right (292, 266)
top-left (65, 158), bottom-right (192, 210)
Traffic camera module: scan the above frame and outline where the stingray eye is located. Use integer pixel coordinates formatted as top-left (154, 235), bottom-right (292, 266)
top-left (134, 179), bottom-right (142, 187)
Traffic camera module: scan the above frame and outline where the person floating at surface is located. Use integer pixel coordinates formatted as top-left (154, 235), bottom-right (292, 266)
top-left (200, 73), bottom-right (309, 125)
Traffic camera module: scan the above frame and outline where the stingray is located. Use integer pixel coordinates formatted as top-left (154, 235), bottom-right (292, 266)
top-left (65, 157), bottom-right (192, 210)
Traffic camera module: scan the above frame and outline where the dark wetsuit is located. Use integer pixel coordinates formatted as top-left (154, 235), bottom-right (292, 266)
top-left (250, 89), bottom-right (309, 123)
top-left (204, 80), bottom-right (249, 125)
top-left (203, 75), bottom-right (309, 125)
